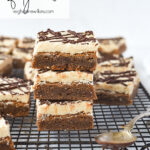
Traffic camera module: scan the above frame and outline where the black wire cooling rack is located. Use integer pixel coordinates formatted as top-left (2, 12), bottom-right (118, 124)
top-left (7, 69), bottom-right (150, 150)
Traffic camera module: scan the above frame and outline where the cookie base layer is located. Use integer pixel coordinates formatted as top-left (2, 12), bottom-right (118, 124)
top-left (32, 52), bottom-right (97, 72)
top-left (13, 58), bottom-right (26, 68)
top-left (34, 82), bottom-right (97, 101)
top-left (37, 113), bottom-right (94, 131)
top-left (96, 84), bottom-right (139, 105)
top-left (0, 101), bottom-right (29, 117)
top-left (0, 137), bottom-right (15, 150)
top-left (0, 63), bottom-right (12, 77)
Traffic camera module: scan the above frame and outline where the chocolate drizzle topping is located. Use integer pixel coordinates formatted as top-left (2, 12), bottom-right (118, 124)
top-left (38, 29), bottom-right (96, 44)
top-left (0, 78), bottom-right (31, 95)
top-left (98, 57), bottom-right (133, 67)
top-left (94, 70), bottom-right (137, 86)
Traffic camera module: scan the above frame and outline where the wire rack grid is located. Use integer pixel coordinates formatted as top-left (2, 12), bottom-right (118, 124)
top-left (7, 69), bottom-right (150, 150)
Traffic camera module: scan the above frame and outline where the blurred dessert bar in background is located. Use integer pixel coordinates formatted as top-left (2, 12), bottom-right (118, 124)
top-left (12, 37), bottom-right (35, 68)
top-left (96, 57), bottom-right (134, 73)
top-left (0, 116), bottom-right (15, 150)
top-left (0, 78), bottom-right (31, 117)
top-left (0, 36), bottom-right (17, 55)
top-left (17, 37), bottom-right (35, 48)
top-left (97, 37), bottom-right (126, 56)
top-left (0, 55), bottom-right (13, 76)
top-left (94, 59), bottom-right (140, 105)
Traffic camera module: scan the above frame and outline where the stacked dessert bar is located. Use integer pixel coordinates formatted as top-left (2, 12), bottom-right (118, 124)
top-left (32, 29), bottom-right (99, 130)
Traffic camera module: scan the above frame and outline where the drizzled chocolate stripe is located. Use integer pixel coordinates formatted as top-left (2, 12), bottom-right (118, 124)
top-left (94, 71), bottom-right (137, 86)
top-left (0, 78), bottom-right (31, 94)
top-left (98, 57), bottom-right (133, 66)
top-left (38, 29), bottom-right (96, 44)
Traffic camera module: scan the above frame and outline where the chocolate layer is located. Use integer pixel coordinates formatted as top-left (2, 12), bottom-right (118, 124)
top-left (0, 101), bottom-right (29, 117)
top-left (0, 62), bottom-right (12, 77)
top-left (37, 113), bottom-right (93, 131)
top-left (32, 52), bottom-right (97, 71)
top-left (0, 137), bottom-right (15, 150)
top-left (34, 82), bottom-right (97, 101)
top-left (13, 57), bottom-right (26, 68)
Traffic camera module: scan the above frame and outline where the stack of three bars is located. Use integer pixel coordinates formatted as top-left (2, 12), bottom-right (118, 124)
top-left (32, 29), bottom-right (99, 130)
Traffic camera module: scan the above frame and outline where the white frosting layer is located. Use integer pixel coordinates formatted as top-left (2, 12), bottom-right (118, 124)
top-left (34, 30), bottom-right (99, 55)
top-left (0, 55), bottom-right (12, 74)
top-left (24, 61), bottom-right (37, 81)
top-left (95, 57), bottom-right (134, 73)
top-left (34, 70), bottom-right (93, 85)
top-left (98, 38), bottom-right (125, 53)
top-left (0, 117), bottom-right (10, 138)
top-left (0, 92), bottom-right (30, 103)
top-left (18, 38), bottom-right (35, 48)
top-left (94, 72), bottom-right (140, 95)
top-left (0, 46), bottom-right (13, 54)
top-left (36, 100), bottom-right (93, 116)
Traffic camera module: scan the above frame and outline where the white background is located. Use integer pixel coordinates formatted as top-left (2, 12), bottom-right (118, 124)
top-left (0, 0), bottom-right (150, 93)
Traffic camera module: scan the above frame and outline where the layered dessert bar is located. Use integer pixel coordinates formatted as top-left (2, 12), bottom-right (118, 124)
top-left (0, 36), bottom-right (17, 47)
top-left (95, 57), bottom-right (134, 73)
top-left (0, 55), bottom-right (13, 76)
top-left (0, 78), bottom-right (31, 117)
top-left (32, 29), bottom-right (98, 72)
top-left (36, 100), bottom-right (93, 130)
top-left (12, 37), bottom-right (34, 68)
top-left (0, 46), bottom-right (13, 55)
top-left (97, 37), bottom-right (126, 56)
top-left (0, 36), bottom-right (17, 54)
top-left (18, 37), bottom-right (35, 48)
top-left (13, 47), bottom-right (33, 68)
top-left (0, 116), bottom-right (15, 150)
top-left (33, 69), bottom-right (97, 101)
top-left (94, 70), bottom-right (140, 105)
top-left (24, 61), bottom-right (36, 81)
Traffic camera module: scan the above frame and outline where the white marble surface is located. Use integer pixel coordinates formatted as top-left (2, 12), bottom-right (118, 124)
top-left (0, 0), bottom-right (150, 93)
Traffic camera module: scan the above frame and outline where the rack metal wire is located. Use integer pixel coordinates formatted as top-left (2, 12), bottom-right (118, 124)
top-left (7, 69), bottom-right (150, 150)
